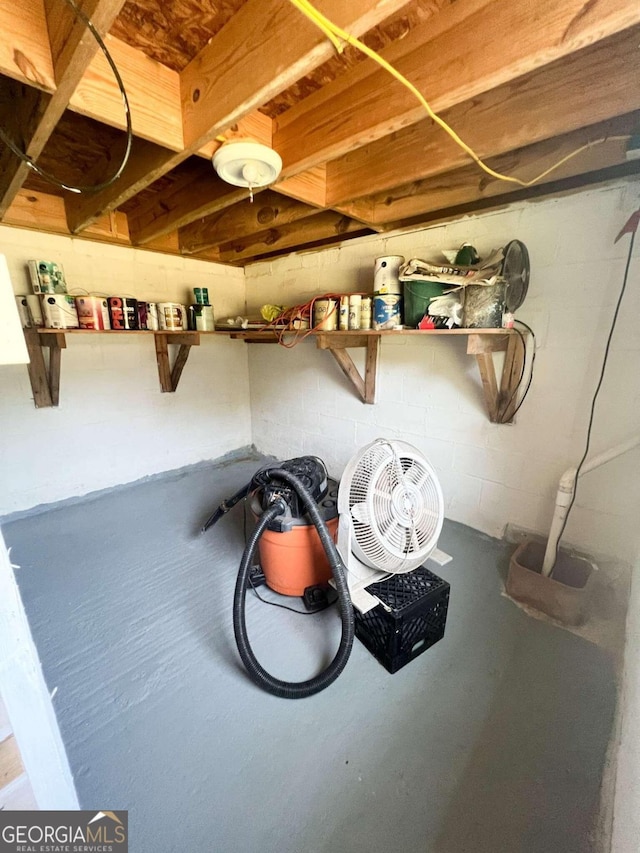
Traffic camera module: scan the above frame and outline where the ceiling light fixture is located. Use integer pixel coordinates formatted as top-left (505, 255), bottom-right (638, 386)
top-left (212, 141), bottom-right (283, 201)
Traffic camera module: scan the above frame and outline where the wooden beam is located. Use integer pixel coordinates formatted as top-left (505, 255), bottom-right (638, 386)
top-left (475, 352), bottom-right (500, 423)
top-left (5, 188), bottom-right (131, 241)
top-left (0, 0), bottom-right (55, 90)
top-left (127, 167), bottom-right (264, 246)
top-left (216, 212), bottom-right (366, 264)
top-left (23, 328), bottom-right (66, 408)
top-left (365, 115), bottom-right (636, 224)
top-left (275, 0), bottom-right (640, 177)
top-left (274, 166), bottom-right (327, 208)
top-left (0, 0), bottom-right (125, 215)
top-left (316, 333), bottom-right (380, 404)
top-left (383, 161), bottom-right (640, 236)
top-left (180, 0), bottom-right (412, 151)
top-left (326, 27), bottom-right (640, 206)
top-left (497, 332), bottom-right (526, 424)
top-left (179, 191), bottom-right (321, 255)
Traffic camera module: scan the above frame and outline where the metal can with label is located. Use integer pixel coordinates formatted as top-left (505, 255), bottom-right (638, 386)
top-left (338, 296), bottom-right (349, 331)
top-left (15, 296), bottom-right (32, 327)
top-left (360, 296), bottom-right (372, 329)
top-left (373, 293), bottom-right (402, 330)
top-left (348, 294), bottom-right (362, 330)
top-left (42, 294), bottom-right (79, 329)
top-left (108, 297), bottom-right (138, 330)
top-left (76, 296), bottom-right (111, 330)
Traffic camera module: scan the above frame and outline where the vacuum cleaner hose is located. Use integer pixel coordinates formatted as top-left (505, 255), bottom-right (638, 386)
top-left (232, 468), bottom-right (355, 698)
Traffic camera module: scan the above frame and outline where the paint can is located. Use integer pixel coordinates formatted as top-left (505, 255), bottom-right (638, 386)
top-left (374, 256), bottom-right (404, 294)
top-left (313, 298), bottom-right (338, 331)
top-left (193, 287), bottom-right (209, 305)
top-left (137, 302), bottom-right (149, 330)
top-left (360, 296), bottom-right (372, 329)
top-left (15, 296), bottom-right (32, 327)
top-left (157, 302), bottom-right (185, 331)
top-left (373, 293), bottom-right (402, 330)
top-left (27, 260), bottom-right (67, 294)
top-left (146, 302), bottom-right (159, 331)
top-left (108, 296), bottom-right (139, 330)
top-left (76, 296), bottom-right (111, 330)
top-left (338, 296), bottom-right (349, 331)
top-left (42, 294), bottom-right (79, 329)
top-left (26, 295), bottom-right (44, 327)
top-left (187, 304), bottom-right (215, 331)
top-left (348, 294), bottom-right (362, 330)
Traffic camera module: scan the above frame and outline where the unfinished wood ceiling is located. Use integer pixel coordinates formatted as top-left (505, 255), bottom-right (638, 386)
top-left (0, 0), bottom-right (639, 265)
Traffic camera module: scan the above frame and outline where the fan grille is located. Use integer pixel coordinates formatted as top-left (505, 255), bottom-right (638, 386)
top-left (348, 440), bottom-right (443, 572)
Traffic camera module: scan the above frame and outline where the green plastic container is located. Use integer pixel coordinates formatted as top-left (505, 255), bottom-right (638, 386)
top-left (402, 280), bottom-right (446, 327)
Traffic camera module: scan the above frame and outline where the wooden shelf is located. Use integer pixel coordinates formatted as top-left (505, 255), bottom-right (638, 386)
top-left (23, 328), bottom-right (206, 407)
top-left (23, 326), bottom-right (527, 423)
top-left (223, 327), bottom-right (526, 423)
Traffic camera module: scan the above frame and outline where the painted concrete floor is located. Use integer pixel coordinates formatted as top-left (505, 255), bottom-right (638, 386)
top-left (4, 453), bottom-right (617, 853)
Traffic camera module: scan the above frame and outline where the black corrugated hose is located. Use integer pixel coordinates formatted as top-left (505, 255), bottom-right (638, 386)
top-left (232, 468), bottom-right (355, 698)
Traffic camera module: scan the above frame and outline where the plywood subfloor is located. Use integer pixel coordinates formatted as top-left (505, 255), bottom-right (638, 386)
top-left (3, 454), bottom-right (617, 852)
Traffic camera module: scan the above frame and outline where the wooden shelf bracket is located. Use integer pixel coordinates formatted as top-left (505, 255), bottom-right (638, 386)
top-left (466, 332), bottom-right (526, 423)
top-left (23, 328), bottom-right (66, 408)
top-left (154, 332), bottom-right (200, 392)
top-left (316, 332), bottom-right (380, 404)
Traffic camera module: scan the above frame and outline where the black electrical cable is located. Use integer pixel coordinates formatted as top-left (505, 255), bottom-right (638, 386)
top-left (233, 468), bottom-right (355, 699)
top-left (0, 0), bottom-right (132, 194)
top-left (508, 320), bottom-right (536, 419)
top-left (247, 571), bottom-right (337, 615)
top-left (551, 227), bottom-right (636, 571)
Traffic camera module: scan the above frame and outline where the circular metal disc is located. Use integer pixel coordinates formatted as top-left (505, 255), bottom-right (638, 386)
top-left (502, 240), bottom-right (530, 312)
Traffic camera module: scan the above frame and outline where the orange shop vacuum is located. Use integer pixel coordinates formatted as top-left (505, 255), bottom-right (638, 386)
top-left (201, 456), bottom-right (355, 699)
top-left (202, 456), bottom-right (340, 602)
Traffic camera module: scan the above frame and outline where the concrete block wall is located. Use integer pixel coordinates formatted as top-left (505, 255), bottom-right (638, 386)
top-left (245, 182), bottom-right (640, 564)
top-left (0, 227), bottom-right (251, 515)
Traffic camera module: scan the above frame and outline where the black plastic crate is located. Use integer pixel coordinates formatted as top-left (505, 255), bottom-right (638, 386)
top-left (354, 566), bottom-right (450, 673)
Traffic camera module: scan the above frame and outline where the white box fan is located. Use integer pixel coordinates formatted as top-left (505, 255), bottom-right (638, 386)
top-left (337, 438), bottom-right (445, 612)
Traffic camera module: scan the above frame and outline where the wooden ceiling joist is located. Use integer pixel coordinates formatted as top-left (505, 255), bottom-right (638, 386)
top-left (178, 190), bottom-right (321, 255)
top-left (363, 114), bottom-right (639, 225)
top-left (325, 26), bottom-right (640, 207)
top-left (215, 211), bottom-right (370, 264)
top-left (125, 162), bottom-right (261, 245)
top-left (274, 0), bottom-right (640, 177)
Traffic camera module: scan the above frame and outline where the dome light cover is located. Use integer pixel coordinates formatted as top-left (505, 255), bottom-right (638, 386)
top-left (212, 141), bottom-right (282, 188)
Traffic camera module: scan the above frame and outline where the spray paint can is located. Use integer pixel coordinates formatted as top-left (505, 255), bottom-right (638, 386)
top-left (146, 302), bottom-right (159, 331)
top-left (76, 296), bottom-right (111, 330)
top-left (348, 294), bottom-right (362, 330)
top-left (108, 297), bottom-right (139, 330)
top-left (338, 296), bottom-right (349, 330)
top-left (42, 295), bottom-right (79, 329)
top-left (15, 296), bottom-right (32, 327)
top-left (360, 296), bottom-right (372, 329)
top-left (374, 256), bottom-right (404, 294)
